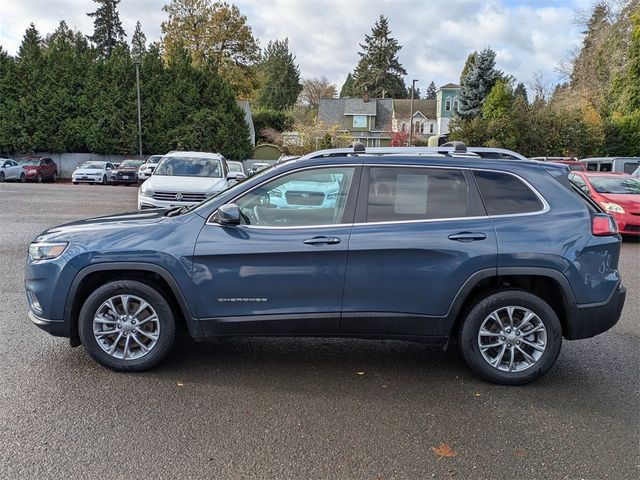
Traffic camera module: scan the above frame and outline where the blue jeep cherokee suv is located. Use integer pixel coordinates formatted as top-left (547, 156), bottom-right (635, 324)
top-left (25, 150), bottom-right (626, 385)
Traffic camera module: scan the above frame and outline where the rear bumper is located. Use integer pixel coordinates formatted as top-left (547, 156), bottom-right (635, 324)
top-left (565, 284), bottom-right (626, 340)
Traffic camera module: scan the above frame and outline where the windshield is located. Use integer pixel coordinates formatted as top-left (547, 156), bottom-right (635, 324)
top-left (20, 160), bottom-right (39, 166)
top-left (154, 156), bottom-right (223, 178)
top-left (589, 176), bottom-right (640, 194)
top-left (146, 156), bottom-right (163, 164)
top-left (119, 160), bottom-right (144, 168)
top-left (228, 162), bottom-right (244, 173)
top-left (80, 162), bottom-right (105, 170)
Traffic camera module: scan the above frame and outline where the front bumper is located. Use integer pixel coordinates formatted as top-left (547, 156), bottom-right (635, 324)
top-left (111, 173), bottom-right (139, 184)
top-left (565, 284), bottom-right (626, 340)
top-left (73, 176), bottom-right (103, 183)
top-left (29, 310), bottom-right (70, 337)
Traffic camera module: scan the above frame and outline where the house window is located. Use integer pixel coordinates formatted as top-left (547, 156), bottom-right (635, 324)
top-left (430, 123), bottom-right (434, 134)
top-left (353, 115), bottom-right (367, 128)
top-left (401, 123), bottom-right (406, 132)
top-left (453, 97), bottom-right (459, 111)
top-left (420, 123), bottom-right (425, 134)
top-left (445, 97), bottom-right (452, 112)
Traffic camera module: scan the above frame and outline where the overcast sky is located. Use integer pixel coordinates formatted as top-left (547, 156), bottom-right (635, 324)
top-left (0, 0), bottom-right (590, 92)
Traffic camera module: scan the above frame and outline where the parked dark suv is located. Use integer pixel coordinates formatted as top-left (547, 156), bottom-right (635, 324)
top-left (25, 148), bottom-right (626, 384)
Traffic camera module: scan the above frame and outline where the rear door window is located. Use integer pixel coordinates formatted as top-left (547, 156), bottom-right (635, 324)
top-left (474, 170), bottom-right (544, 215)
top-left (365, 167), bottom-right (471, 222)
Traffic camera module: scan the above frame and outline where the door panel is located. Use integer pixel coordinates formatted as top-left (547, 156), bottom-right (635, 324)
top-left (342, 165), bottom-right (497, 336)
top-left (192, 165), bottom-right (360, 337)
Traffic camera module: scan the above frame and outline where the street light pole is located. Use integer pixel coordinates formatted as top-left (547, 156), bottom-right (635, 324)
top-left (135, 60), bottom-right (143, 156)
top-left (409, 79), bottom-right (418, 146)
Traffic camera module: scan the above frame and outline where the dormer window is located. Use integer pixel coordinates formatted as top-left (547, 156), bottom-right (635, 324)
top-left (453, 97), bottom-right (459, 111)
top-left (353, 115), bottom-right (367, 128)
top-left (445, 97), bottom-right (452, 112)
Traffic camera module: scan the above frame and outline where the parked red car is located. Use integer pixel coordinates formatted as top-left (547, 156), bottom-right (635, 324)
top-left (569, 171), bottom-right (640, 235)
top-left (19, 157), bottom-right (58, 183)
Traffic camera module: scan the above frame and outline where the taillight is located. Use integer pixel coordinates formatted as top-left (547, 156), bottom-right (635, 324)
top-left (592, 214), bottom-right (619, 236)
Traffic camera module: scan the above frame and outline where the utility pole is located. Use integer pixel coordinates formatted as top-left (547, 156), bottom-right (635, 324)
top-left (135, 60), bottom-right (143, 156)
top-left (409, 79), bottom-right (418, 146)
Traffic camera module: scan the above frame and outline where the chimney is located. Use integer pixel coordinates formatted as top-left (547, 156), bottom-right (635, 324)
top-left (363, 89), bottom-right (369, 103)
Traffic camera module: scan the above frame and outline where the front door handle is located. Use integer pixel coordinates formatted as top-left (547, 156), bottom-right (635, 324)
top-left (448, 232), bottom-right (487, 242)
top-left (304, 236), bottom-right (341, 245)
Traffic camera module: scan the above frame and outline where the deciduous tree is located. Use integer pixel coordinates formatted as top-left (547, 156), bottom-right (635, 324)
top-left (298, 76), bottom-right (337, 108)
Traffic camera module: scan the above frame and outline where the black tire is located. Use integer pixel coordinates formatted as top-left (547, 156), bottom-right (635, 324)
top-left (458, 290), bottom-right (562, 385)
top-left (73, 182), bottom-right (78, 185)
top-left (102, 175), bottom-right (107, 185)
top-left (36, 172), bottom-right (42, 183)
top-left (78, 280), bottom-right (176, 371)
top-left (0, 172), bottom-right (4, 182)
top-left (20, 172), bottom-right (25, 183)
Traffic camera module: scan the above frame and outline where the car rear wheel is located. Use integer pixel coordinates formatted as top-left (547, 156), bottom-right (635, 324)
top-left (102, 175), bottom-right (107, 185)
top-left (78, 280), bottom-right (176, 371)
top-left (0, 172), bottom-right (4, 182)
top-left (459, 290), bottom-right (562, 385)
top-left (20, 173), bottom-right (25, 183)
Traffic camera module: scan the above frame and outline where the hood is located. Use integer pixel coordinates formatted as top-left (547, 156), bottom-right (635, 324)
top-left (21, 165), bottom-right (39, 170)
top-left (598, 193), bottom-right (640, 212)
top-left (35, 210), bottom-right (168, 243)
top-left (116, 166), bottom-right (139, 172)
top-left (145, 175), bottom-right (227, 193)
top-left (74, 167), bottom-right (104, 175)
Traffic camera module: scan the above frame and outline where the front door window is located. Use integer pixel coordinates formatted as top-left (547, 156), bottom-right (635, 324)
top-left (235, 167), bottom-right (356, 227)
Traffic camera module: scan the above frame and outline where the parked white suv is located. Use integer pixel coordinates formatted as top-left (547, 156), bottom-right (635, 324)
top-left (137, 155), bottom-right (164, 184)
top-left (137, 151), bottom-right (238, 210)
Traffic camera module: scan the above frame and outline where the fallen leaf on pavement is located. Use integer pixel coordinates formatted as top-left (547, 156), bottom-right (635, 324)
top-left (356, 371), bottom-right (365, 375)
top-left (176, 382), bottom-right (184, 387)
top-left (432, 443), bottom-right (457, 461)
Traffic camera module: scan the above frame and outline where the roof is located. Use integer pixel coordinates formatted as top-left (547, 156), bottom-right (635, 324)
top-left (318, 98), bottom-right (345, 125)
top-left (393, 99), bottom-right (437, 119)
top-left (236, 100), bottom-right (256, 147)
top-left (344, 98), bottom-right (377, 115)
top-left (165, 151), bottom-right (224, 159)
top-left (318, 98), bottom-right (393, 131)
top-left (438, 83), bottom-right (460, 90)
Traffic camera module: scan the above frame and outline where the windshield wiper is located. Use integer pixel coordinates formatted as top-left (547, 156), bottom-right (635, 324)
top-left (164, 206), bottom-right (188, 217)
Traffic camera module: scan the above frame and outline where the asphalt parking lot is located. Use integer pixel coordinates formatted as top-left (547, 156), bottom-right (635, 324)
top-left (1, 183), bottom-right (638, 479)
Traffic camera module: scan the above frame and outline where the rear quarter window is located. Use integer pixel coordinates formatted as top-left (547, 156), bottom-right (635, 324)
top-left (474, 170), bottom-right (544, 215)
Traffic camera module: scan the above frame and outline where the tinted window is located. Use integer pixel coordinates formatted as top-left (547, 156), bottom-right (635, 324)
top-left (236, 167), bottom-right (355, 227)
top-left (623, 162), bottom-right (639, 174)
top-left (366, 167), bottom-right (469, 222)
top-left (586, 163), bottom-right (598, 171)
top-left (474, 171), bottom-right (543, 215)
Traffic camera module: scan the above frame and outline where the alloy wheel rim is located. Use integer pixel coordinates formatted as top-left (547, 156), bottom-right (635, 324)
top-left (477, 306), bottom-right (547, 373)
top-left (93, 294), bottom-right (160, 360)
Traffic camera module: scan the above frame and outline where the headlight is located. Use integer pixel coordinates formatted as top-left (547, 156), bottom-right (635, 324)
top-left (28, 242), bottom-right (68, 261)
top-left (600, 202), bottom-right (625, 214)
top-left (140, 184), bottom-right (154, 196)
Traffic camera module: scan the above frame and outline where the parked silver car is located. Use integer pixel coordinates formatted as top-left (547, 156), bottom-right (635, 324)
top-left (0, 159), bottom-right (24, 182)
top-left (137, 155), bottom-right (164, 184)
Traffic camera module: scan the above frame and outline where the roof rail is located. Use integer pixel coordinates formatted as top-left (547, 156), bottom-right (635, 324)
top-left (298, 145), bottom-right (528, 161)
top-left (441, 141), bottom-right (467, 154)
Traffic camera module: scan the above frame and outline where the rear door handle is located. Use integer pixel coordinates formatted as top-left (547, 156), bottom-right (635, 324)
top-left (304, 236), bottom-right (341, 245)
top-left (448, 232), bottom-right (487, 242)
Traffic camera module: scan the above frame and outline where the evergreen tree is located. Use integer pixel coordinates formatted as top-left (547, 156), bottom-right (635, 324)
top-left (458, 47), bottom-right (502, 118)
top-left (460, 51), bottom-right (476, 83)
top-left (340, 73), bottom-right (355, 97)
top-left (352, 15), bottom-right (407, 98)
top-left (131, 21), bottom-right (147, 62)
top-left (0, 47), bottom-right (18, 152)
top-left (87, 0), bottom-right (126, 57)
top-left (426, 81), bottom-right (437, 99)
top-left (482, 79), bottom-right (513, 121)
top-left (256, 38), bottom-right (302, 111)
top-left (514, 82), bottom-right (528, 103)
top-left (407, 85), bottom-right (421, 99)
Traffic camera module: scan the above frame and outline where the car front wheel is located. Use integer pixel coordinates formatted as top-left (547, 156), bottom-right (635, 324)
top-left (459, 290), bottom-right (562, 385)
top-left (78, 280), bottom-right (176, 371)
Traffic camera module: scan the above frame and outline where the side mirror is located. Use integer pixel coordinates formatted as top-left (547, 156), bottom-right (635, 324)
top-left (212, 203), bottom-right (241, 226)
top-left (226, 171), bottom-right (246, 181)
